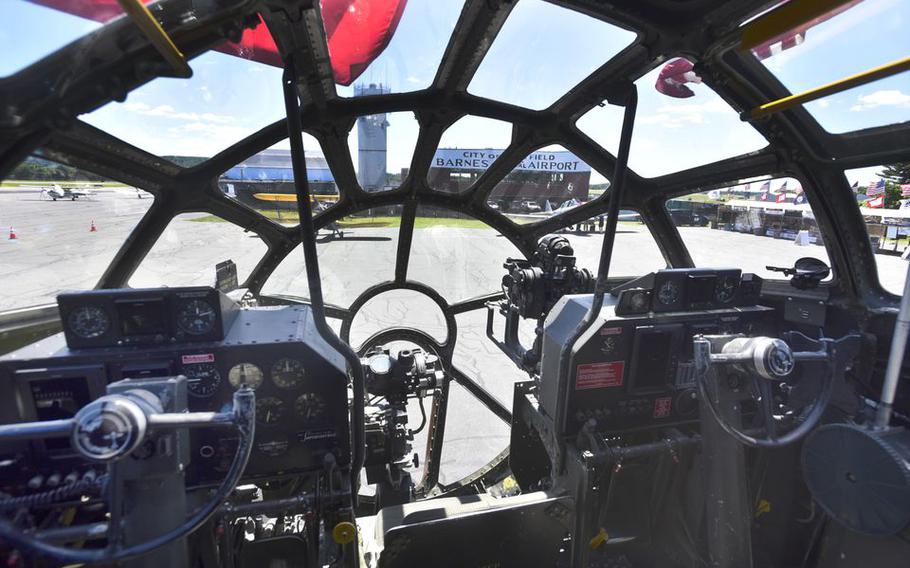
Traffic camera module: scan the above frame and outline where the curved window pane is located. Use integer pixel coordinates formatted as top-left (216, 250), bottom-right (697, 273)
top-left (440, 382), bottom-right (509, 485)
top-left (468, 0), bottom-right (636, 109)
top-left (753, 0), bottom-right (910, 133)
top-left (669, 177), bottom-right (833, 280)
top-left (332, 0), bottom-right (464, 96)
top-left (349, 289), bottom-right (447, 348)
top-left (218, 135), bottom-right (337, 226)
top-left (429, 116), bottom-right (514, 194)
top-left (2, 1), bottom-right (103, 77)
top-left (577, 61), bottom-right (768, 177)
top-left (486, 145), bottom-right (596, 221)
top-left (408, 205), bottom-right (524, 303)
top-left (561, 215), bottom-right (665, 277)
top-left (845, 165), bottom-right (909, 295)
top-left (1, 155), bottom-right (152, 309)
top-left (129, 214), bottom-right (267, 288)
top-left (82, 51), bottom-right (284, 162)
top-left (262, 206), bottom-right (402, 307)
top-left (349, 111), bottom-right (418, 192)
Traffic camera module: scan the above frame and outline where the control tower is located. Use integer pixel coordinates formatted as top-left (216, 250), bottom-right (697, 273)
top-left (354, 83), bottom-right (390, 191)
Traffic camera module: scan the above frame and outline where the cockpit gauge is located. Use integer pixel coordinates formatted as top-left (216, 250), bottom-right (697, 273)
top-left (295, 392), bottom-right (326, 421)
top-left (256, 397), bottom-right (285, 425)
top-left (176, 299), bottom-right (217, 336)
top-left (271, 358), bottom-right (305, 389)
top-left (67, 305), bottom-right (110, 339)
top-left (228, 363), bottom-right (264, 390)
top-left (715, 275), bottom-right (739, 304)
top-left (657, 280), bottom-right (680, 306)
top-left (184, 362), bottom-right (221, 397)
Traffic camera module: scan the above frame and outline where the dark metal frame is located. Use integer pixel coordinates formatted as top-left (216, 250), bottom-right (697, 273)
top-left (2, 0), bottom-right (909, 495)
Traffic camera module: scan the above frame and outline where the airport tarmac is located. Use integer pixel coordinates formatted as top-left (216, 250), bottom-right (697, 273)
top-left (1, 185), bottom-right (908, 484)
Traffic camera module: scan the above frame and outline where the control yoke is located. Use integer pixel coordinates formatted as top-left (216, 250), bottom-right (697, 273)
top-left (0, 379), bottom-right (255, 564)
top-left (694, 332), bottom-right (860, 448)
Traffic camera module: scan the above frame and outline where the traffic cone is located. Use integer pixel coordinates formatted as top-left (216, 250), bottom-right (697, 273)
top-left (8, 226), bottom-right (16, 240)
top-left (90, 220), bottom-right (97, 232)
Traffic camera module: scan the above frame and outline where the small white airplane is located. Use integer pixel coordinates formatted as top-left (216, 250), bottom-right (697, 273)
top-left (41, 184), bottom-right (91, 201)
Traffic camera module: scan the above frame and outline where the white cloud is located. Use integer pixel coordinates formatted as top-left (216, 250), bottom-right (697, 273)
top-left (817, 99), bottom-right (830, 108)
top-left (406, 76), bottom-right (420, 84)
top-left (849, 89), bottom-right (910, 111)
top-left (199, 85), bottom-right (213, 103)
top-left (122, 102), bottom-right (235, 123)
top-left (637, 99), bottom-right (734, 128)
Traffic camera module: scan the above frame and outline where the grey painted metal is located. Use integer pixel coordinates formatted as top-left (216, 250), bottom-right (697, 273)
top-left (876, 260), bottom-right (910, 428)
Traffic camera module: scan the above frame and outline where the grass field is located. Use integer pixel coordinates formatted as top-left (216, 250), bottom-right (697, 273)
top-left (191, 211), bottom-right (493, 229)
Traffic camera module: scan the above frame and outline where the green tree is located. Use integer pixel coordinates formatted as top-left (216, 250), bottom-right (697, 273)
top-left (880, 162), bottom-right (910, 184)
top-left (876, 162), bottom-right (910, 208)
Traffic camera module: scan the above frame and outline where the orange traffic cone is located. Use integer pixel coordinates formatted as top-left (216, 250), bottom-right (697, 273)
top-left (90, 220), bottom-right (97, 232)
top-left (8, 226), bottom-right (16, 240)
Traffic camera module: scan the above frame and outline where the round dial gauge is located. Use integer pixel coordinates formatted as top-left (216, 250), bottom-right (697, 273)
top-left (228, 363), bottom-right (264, 390)
top-left (271, 358), bottom-right (305, 389)
top-left (184, 362), bottom-right (221, 397)
top-left (295, 392), bottom-right (326, 421)
top-left (176, 299), bottom-right (217, 336)
top-left (657, 281), bottom-right (680, 306)
top-left (715, 275), bottom-right (739, 304)
top-left (256, 397), bottom-right (285, 425)
top-left (68, 306), bottom-right (110, 339)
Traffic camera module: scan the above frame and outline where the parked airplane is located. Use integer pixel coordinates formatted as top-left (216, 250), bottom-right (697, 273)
top-left (41, 184), bottom-right (91, 201)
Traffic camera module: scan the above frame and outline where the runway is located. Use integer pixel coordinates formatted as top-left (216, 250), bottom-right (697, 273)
top-left (1, 185), bottom-right (908, 485)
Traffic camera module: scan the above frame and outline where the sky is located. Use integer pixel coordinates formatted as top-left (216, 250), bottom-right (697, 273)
top-left (3, 0), bottom-right (908, 186)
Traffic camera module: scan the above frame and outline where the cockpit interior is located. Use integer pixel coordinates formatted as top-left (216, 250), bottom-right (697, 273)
top-left (1, 1), bottom-right (909, 567)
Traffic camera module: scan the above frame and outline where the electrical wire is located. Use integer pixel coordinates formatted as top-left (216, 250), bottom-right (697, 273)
top-left (0, 474), bottom-right (107, 512)
top-left (411, 395), bottom-right (428, 435)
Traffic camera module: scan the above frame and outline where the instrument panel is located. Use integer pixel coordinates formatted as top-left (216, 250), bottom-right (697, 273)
top-left (539, 268), bottom-right (774, 437)
top-left (0, 288), bottom-right (350, 488)
top-left (57, 287), bottom-right (238, 348)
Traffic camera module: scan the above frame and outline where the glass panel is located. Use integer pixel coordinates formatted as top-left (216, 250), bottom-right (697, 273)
top-left (561, 214), bottom-right (665, 277)
top-left (331, 0), bottom-right (464, 96)
top-left (2, 0), bottom-right (104, 77)
top-left (129, 213), bottom-right (267, 288)
top-left (576, 60), bottom-right (768, 177)
top-left (669, 177), bottom-right (833, 280)
top-left (467, 0), bottom-right (637, 110)
top-left (845, 165), bottom-right (910, 295)
top-left (348, 289), bottom-right (447, 348)
top-left (752, 0), bottom-right (910, 133)
top-left (1, 155), bottom-right (153, 309)
top-left (453, 309), bottom-right (534, 411)
top-left (217, 135), bottom-right (336, 226)
top-left (485, 145), bottom-right (596, 219)
top-left (439, 381), bottom-right (509, 485)
top-left (349, 111), bottom-right (418, 192)
top-left (262, 205), bottom-right (402, 307)
top-left (408, 205), bottom-right (524, 303)
top-left (429, 116), bottom-right (514, 194)
top-left (81, 51), bottom-right (284, 163)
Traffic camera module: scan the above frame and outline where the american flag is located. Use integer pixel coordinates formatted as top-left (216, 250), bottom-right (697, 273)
top-left (759, 181), bottom-right (771, 192)
top-left (901, 184), bottom-right (910, 197)
top-left (867, 179), bottom-right (885, 196)
top-left (851, 181), bottom-right (859, 192)
top-left (779, 180), bottom-right (788, 192)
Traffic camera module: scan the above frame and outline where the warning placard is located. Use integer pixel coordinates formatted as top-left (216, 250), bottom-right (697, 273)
top-left (575, 361), bottom-right (625, 390)
top-left (182, 353), bottom-right (215, 364)
top-left (653, 396), bottom-right (672, 418)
